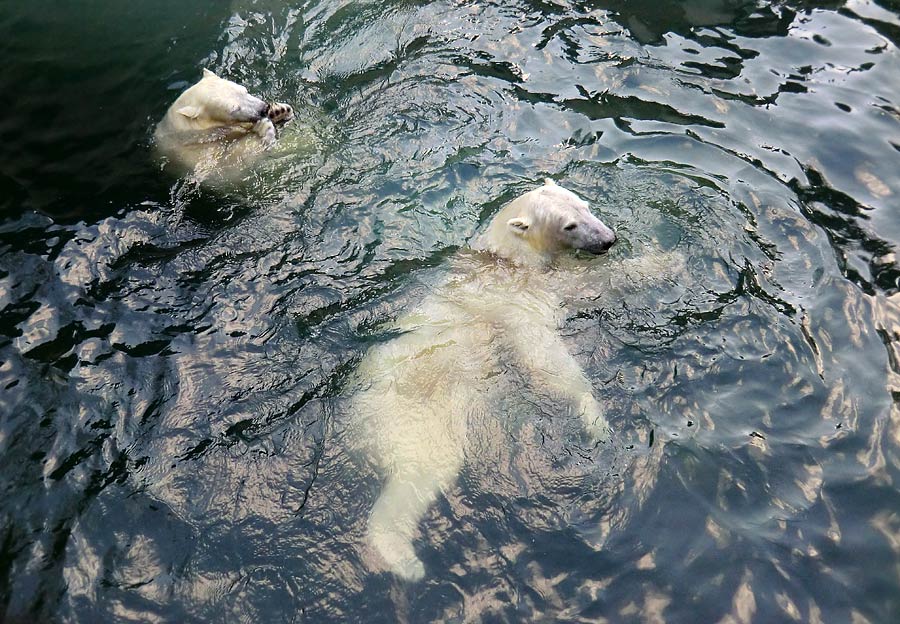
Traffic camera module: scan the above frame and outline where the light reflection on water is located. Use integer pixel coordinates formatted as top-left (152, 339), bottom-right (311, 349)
top-left (2, 0), bottom-right (900, 622)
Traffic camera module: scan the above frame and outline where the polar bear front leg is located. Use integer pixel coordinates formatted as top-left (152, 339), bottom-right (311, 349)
top-left (508, 322), bottom-right (610, 444)
top-left (576, 391), bottom-right (609, 445)
top-left (251, 118), bottom-right (277, 149)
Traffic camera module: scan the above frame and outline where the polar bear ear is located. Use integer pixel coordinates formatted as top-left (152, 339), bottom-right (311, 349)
top-left (176, 105), bottom-right (202, 119)
top-left (544, 178), bottom-right (557, 186)
top-left (202, 68), bottom-right (218, 79)
top-left (507, 217), bottom-right (531, 235)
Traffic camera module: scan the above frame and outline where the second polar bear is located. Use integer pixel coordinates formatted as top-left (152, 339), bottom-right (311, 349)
top-left (348, 179), bottom-right (617, 581)
top-left (154, 69), bottom-right (294, 181)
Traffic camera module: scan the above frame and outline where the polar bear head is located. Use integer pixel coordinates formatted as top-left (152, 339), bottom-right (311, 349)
top-left (154, 69), bottom-right (298, 181)
top-left (475, 179), bottom-right (617, 265)
top-left (167, 69), bottom-right (270, 131)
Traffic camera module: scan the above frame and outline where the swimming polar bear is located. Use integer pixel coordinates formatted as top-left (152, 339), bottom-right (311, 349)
top-left (348, 180), bottom-right (617, 581)
top-left (154, 69), bottom-right (294, 181)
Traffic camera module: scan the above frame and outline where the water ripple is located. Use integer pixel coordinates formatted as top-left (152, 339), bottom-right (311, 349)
top-left (2, 0), bottom-right (900, 622)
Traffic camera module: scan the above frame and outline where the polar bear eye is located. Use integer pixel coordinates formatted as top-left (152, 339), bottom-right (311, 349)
top-left (563, 223), bottom-right (578, 231)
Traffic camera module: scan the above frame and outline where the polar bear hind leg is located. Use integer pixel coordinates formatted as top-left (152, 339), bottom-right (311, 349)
top-left (368, 477), bottom-right (429, 581)
top-left (368, 471), bottom-right (453, 581)
top-left (367, 454), bottom-right (462, 581)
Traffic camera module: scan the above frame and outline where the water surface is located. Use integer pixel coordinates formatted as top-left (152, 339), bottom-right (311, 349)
top-left (2, 0), bottom-right (900, 622)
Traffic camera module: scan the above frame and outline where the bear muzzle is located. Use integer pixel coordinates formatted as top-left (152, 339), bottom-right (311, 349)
top-left (229, 97), bottom-right (270, 123)
top-left (583, 236), bottom-right (616, 255)
top-left (580, 224), bottom-right (617, 255)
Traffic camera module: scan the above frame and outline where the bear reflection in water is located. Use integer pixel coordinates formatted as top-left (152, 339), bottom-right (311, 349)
top-left (348, 180), bottom-right (618, 581)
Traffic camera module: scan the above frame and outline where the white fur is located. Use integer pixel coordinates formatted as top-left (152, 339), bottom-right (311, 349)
top-left (348, 180), bottom-right (615, 581)
top-left (154, 69), bottom-right (292, 181)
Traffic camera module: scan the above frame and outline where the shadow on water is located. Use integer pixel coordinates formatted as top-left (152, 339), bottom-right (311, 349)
top-left (2, 0), bottom-right (900, 622)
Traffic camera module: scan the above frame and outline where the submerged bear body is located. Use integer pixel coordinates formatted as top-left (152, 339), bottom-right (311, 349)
top-left (347, 180), bottom-right (617, 581)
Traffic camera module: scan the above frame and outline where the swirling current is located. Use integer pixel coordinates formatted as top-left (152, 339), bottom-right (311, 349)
top-left (2, 0), bottom-right (900, 622)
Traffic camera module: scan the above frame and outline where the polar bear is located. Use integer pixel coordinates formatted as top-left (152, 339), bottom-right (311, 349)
top-left (154, 69), bottom-right (294, 180)
top-left (348, 179), bottom-right (617, 581)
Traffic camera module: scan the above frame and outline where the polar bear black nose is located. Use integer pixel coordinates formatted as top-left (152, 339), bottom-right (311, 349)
top-left (586, 230), bottom-right (616, 255)
top-left (597, 235), bottom-right (616, 253)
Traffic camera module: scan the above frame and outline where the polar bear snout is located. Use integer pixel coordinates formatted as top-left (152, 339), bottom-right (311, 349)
top-left (568, 214), bottom-right (617, 255)
top-left (229, 96), bottom-right (270, 123)
top-left (584, 238), bottom-right (615, 255)
top-left (583, 224), bottom-right (617, 255)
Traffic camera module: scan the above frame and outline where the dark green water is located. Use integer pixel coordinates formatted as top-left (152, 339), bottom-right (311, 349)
top-left (2, 0), bottom-right (900, 621)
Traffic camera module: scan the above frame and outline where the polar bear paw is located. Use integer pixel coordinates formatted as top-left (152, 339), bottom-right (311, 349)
top-left (267, 102), bottom-right (294, 125)
top-left (578, 393), bottom-right (610, 446)
top-left (370, 529), bottom-right (426, 582)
